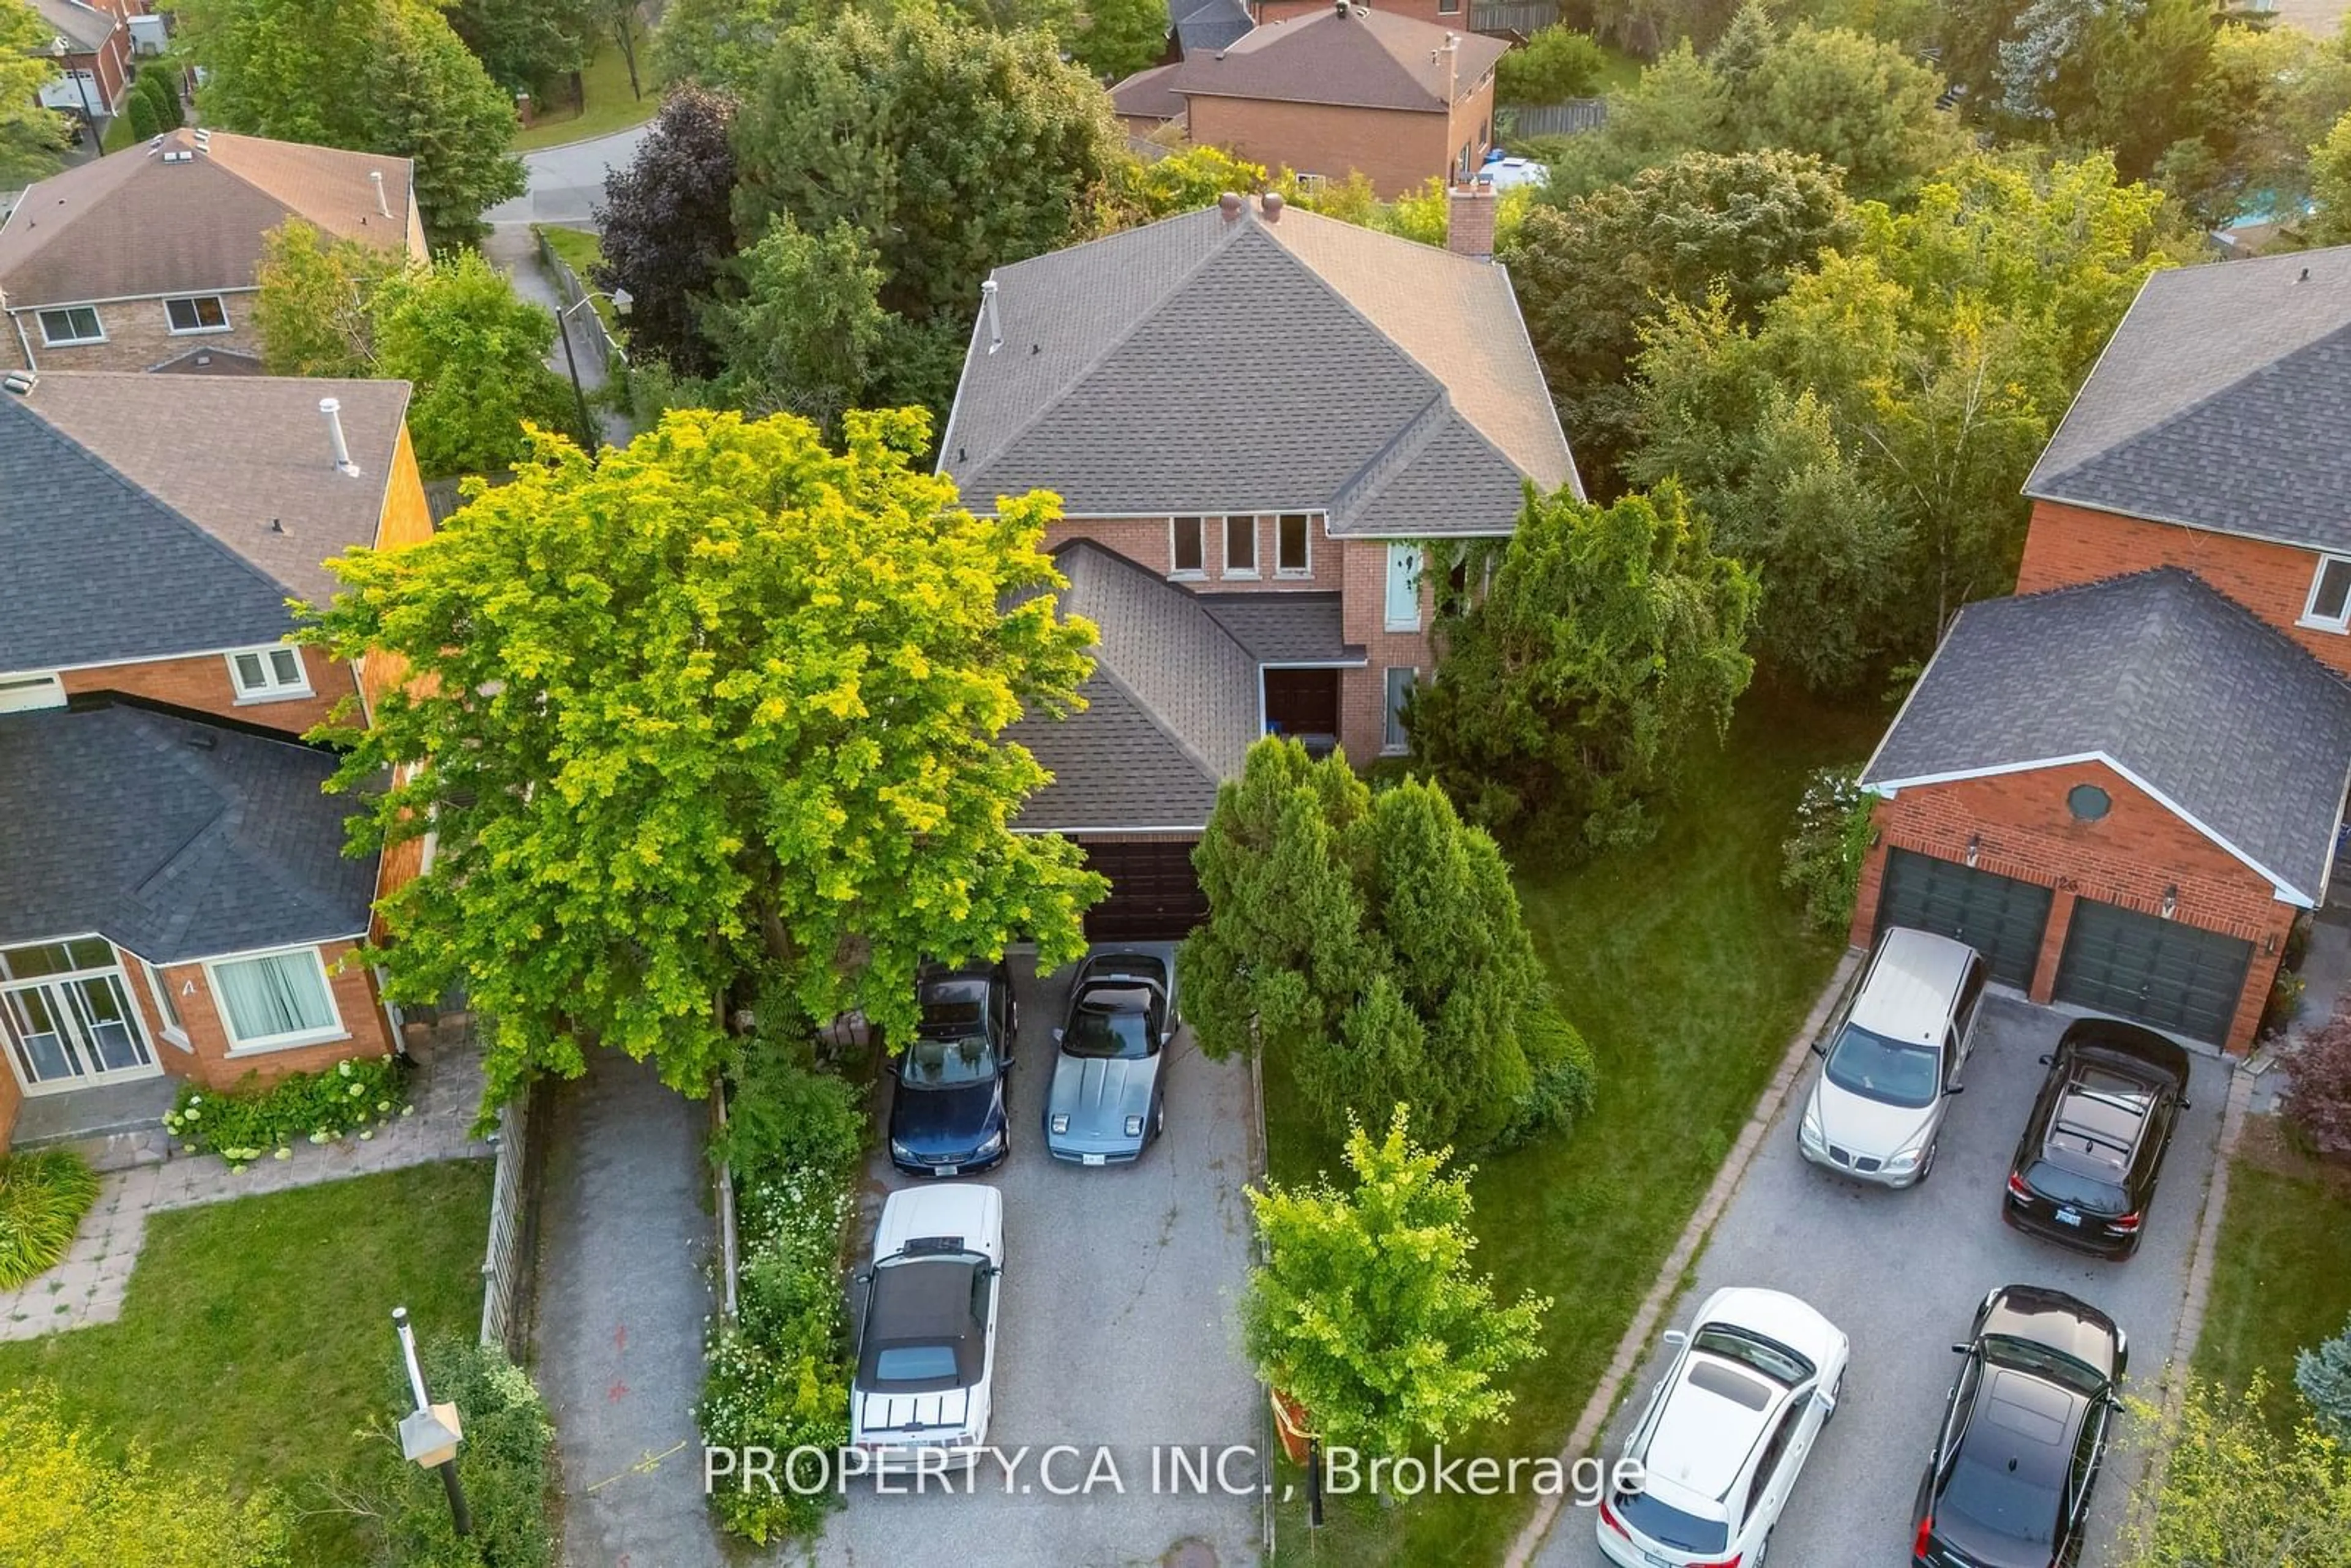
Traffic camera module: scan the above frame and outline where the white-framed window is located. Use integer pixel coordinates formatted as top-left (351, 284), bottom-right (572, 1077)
top-left (1171, 516), bottom-right (1206, 577)
top-left (1276, 512), bottom-right (1312, 577)
top-left (0, 672), bottom-right (66, 713)
top-left (1382, 667), bottom-right (1417, 753)
top-left (37, 306), bottom-right (104, 347)
top-left (140, 959), bottom-right (191, 1050)
top-left (1385, 542), bottom-right (1423, 631)
top-left (2303, 554), bottom-right (2351, 632)
top-left (203, 946), bottom-right (345, 1052)
top-left (164, 294), bottom-right (230, 335)
top-left (1225, 514), bottom-right (1258, 578)
top-left (227, 645), bottom-right (311, 701)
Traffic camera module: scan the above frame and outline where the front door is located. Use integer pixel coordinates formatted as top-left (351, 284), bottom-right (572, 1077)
top-left (1, 939), bottom-right (159, 1094)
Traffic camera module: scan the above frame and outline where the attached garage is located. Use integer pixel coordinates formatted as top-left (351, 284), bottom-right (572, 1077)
top-left (1874, 848), bottom-right (2053, 989)
top-left (2053, 898), bottom-right (2253, 1046)
top-left (1079, 841), bottom-right (1208, 943)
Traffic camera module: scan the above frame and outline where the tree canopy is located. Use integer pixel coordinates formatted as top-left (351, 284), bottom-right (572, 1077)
top-left (303, 408), bottom-right (1104, 1104)
top-left (448, 0), bottom-right (594, 91)
top-left (702, 215), bottom-right (888, 437)
top-left (2, 0), bottom-right (72, 182)
top-left (593, 85), bottom-right (740, 377)
top-left (2124, 1377), bottom-right (2351, 1567)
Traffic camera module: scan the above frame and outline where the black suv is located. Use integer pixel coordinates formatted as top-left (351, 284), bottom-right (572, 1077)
top-left (885, 959), bottom-right (1017, 1177)
top-left (2003, 1019), bottom-right (2191, 1259)
top-left (1911, 1285), bottom-right (2126, 1568)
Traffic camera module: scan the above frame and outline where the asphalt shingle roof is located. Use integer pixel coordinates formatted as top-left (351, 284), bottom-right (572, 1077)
top-left (1862, 568), bottom-right (2351, 904)
top-left (0, 704), bottom-right (378, 962)
top-left (1198, 592), bottom-right (1361, 662)
top-left (1011, 541), bottom-right (1262, 831)
top-left (0, 373), bottom-right (410, 670)
top-left (1172, 0), bottom-right (1253, 54)
top-left (1112, 62), bottom-right (1188, 122)
top-left (2025, 245), bottom-right (2351, 552)
top-left (941, 201), bottom-right (1575, 535)
top-left (31, 0), bottom-right (114, 53)
top-left (1173, 6), bottom-right (1509, 113)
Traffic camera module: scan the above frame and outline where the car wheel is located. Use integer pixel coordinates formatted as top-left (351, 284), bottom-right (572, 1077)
top-left (1915, 1139), bottom-right (1936, 1185)
top-left (1826, 1368), bottom-right (1845, 1421)
top-left (1753, 1531), bottom-right (1770, 1568)
top-left (1153, 1101), bottom-right (1166, 1140)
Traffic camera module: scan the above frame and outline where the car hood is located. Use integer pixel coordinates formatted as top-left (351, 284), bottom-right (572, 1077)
top-left (1809, 1075), bottom-right (1938, 1160)
top-left (890, 1077), bottom-right (1003, 1153)
top-left (854, 1384), bottom-right (976, 1443)
top-left (1049, 1053), bottom-right (1160, 1133)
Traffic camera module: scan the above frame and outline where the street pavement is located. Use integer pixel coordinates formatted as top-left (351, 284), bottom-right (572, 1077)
top-left (487, 122), bottom-right (652, 225)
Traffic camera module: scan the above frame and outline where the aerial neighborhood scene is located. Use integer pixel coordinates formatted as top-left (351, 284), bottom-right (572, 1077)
top-left (7, 0), bottom-right (2351, 1559)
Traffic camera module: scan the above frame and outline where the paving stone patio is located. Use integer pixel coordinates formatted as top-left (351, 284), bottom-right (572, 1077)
top-left (0, 1022), bottom-right (493, 1341)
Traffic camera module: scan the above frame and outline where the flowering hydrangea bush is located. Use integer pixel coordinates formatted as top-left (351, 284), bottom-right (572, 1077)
top-left (163, 1056), bottom-right (414, 1169)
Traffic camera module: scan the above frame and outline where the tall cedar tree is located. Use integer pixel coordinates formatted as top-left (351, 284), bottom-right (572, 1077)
top-left (594, 86), bottom-right (738, 377)
top-left (302, 409), bottom-right (1104, 1105)
top-left (1408, 483), bottom-right (1758, 853)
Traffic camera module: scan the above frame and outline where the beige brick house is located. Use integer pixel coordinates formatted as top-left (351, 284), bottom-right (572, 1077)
top-left (939, 189), bottom-right (1575, 937)
top-left (0, 127), bottom-right (426, 377)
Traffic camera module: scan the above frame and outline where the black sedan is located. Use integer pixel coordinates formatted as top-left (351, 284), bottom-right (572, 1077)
top-left (886, 959), bottom-right (1017, 1177)
top-left (2002, 1018), bottom-right (2191, 1259)
top-left (1912, 1285), bottom-right (2126, 1568)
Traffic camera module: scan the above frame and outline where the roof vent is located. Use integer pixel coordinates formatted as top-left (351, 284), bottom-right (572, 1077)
top-left (161, 149), bottom-right (193, 164)
top-left (1262, 191), bottom-right (1283, 222)
top-left (320, 396), bottom-right (361, 478)
top-left (370, 170), bottom-right (392, 219)
top-left (981, 278), bottom-right (1002, 354)
top-left (192, 128), bottom-right (211, 152)
top-left (1333, 0), bottom-right (1346, 14)
top-left (1218, 190), bottom-right (1244, 220)
top-left (184, 729), bottom-right (217, 751)
top-left (2, 369), bottom-right (34, 396)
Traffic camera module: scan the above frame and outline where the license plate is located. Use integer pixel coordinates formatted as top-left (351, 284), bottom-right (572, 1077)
top-left (1645, 1553), bottom-right (1676, 1568)
top-left (2055, 1206), bottom-right (2082, 1226)
top-left (933, 1165), bottom-right (959, 1177)
top-left (1082, 1153), bottom-right (1106, 1167)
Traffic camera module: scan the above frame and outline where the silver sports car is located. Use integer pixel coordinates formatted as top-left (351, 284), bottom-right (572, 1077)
top-left (1044, 950), bottom-right (1176, 1165)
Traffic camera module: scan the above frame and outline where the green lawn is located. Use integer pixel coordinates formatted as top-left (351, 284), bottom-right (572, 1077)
top-left (534, 223), bottom-right (626, 337)
top-left (0, 1160), bottom-right (492, 1563)
top-left (512, 38), bottom-right (659, 152)
top-left (1592, 39), bottom-right (1645, 94)
top-left (1265, 684), bottom-right (1880, 1566)
top-left (2191, 1133), bottom-right (2351, 1432)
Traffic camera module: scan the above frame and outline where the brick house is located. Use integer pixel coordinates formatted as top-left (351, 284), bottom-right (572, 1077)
top-left (0, 370), bottom-right (434, 1148)
top-left (1851, 246), bottom-right (2351, 1052)
top-left (1121, 1), bottom-right (1507, 197)
top-left (24, 0), bottom-right (144, 134)
top-left (0, 127), bottom-right (426, 378)
top-left (940, 187), bottom-right (1575, 937)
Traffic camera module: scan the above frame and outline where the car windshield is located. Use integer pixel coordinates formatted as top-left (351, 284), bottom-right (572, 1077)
top-left (901, 1030), bottom-right (997, 1087)
top-left (1692, 1324), bottom-right (1815, 1388)
top-left (1983, 1335), bottom-right (2109, 1397)
top-left (1824, 1021), bottom-right (1940, 1109)
top-left (1613, 1488), bottom-right (1729, 1555)
top-left (2022, 1158), bottom-right (2129, 1216)
top-left (1065, 988), bottom-right (1157, 1060)
top-left (1941, 1452), bottom-right (2061, 1547)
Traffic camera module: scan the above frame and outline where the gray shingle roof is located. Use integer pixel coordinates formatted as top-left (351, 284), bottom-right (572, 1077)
top-left (941, 201), bottom-right (1575, 535)
top-left (1862, 568), bottom-right (2351, 904)
top-left (0, 704), bottom-right (379, 962)
top-left (1172, 0), bottom-right (1253, 54)
top-left (1112, 62), bottom-right (1188, 122)
top-left (1173, 7), bottom-right (1510, 114)
top-left (1198, 592), bottom-right (1362, 662)
top-left (0, 373), bottom-right (410, 670)
top-left (2025, 246), bottom-right (2351, 552)
top-left (1011, 541), bottom-right (1261, 831)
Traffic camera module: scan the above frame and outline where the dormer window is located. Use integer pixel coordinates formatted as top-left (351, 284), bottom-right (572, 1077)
top-left (2302, 555), bottom-right (2351, 633)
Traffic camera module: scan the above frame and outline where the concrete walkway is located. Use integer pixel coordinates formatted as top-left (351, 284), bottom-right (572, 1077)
top-left (533, 1049), bottom-right (724, 1568)
top-left (0, 1031), bottom-right (490, 1340)
top-left (481, 222), bottom-right (634, 452)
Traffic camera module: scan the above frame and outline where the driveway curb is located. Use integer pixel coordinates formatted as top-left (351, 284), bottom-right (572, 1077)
top-left (1504, 944), bottom-right (1864, 1568)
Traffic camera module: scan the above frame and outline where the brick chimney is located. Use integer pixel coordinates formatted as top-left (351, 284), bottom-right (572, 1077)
top-left (1447, 180), bottom-right (1497, 261)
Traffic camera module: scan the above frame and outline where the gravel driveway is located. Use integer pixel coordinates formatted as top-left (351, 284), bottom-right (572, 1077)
top-left (809, 949), bottom-right (1265, 1568)
top-left (1539, 992), bottom-right (2229, 1568)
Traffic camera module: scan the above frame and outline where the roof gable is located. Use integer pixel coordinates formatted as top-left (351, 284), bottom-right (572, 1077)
top-left (2025, 246), bottom-right (2351, 552)
top-left (1174, 7), bottom-right (1508, 113)
top-left (1172, 0), bottom-right (1253, 53)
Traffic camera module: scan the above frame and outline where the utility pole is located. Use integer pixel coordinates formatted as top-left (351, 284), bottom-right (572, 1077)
top-left (392, 1306), bottom-right (472, 1540)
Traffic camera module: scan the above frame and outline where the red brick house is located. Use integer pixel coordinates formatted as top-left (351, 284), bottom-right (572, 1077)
top-left (0, 371), bottom-right (435, 1148)
top-left (25, 0), bottom-right (135, 132)
top-left (940, 188), bottom-right (1575, 937)
top-left (1852, 246), bottom-right (2351, 1051)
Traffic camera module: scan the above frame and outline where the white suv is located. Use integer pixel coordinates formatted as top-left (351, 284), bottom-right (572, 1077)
top-left (1597, 1286), bottom-right (1850, 1568)
top-left (1797, 926), bottom-right (1985, 1188)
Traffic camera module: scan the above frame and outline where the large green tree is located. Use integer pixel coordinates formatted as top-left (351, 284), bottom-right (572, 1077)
top-left (650, 0), bottom-right (804, 91)
top-left (2312, 108), bottom-right (2351, 243)
top-left (173, 0), bottom-right (525, 246)
top-left (1505, 146), bottom-right (1856, 490)
top-left (704, 215), bottom-right (889, 436)
top-left (1179, 740), bottom-right (1595, 1152)
top-left (2124, 1377), bottom-right (2351, 1567)
top-left (369, 250), bottom-right (578, 474)
top-left (1244, 1108), bottom-right (1550, 1457)
top-left (2, 0), bottom-right (72, 181)
top-left (253, 217), bottom-right (403, 376)
top-left (1066, 0), bottom-right (1168, 81)
top-left (2156, 21), bottom-right (2351, 230)
top-left (303, 408), bottom-right (1103, 1103)
top-left (1407, 484), bottom-right (1758, 853)
top-left (730, 7), bottom-right (1122, 323)
top-left (449, 0), bottom-right (594, 90)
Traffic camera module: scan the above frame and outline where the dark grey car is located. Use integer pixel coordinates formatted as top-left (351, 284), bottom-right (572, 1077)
top-left (1044, 951), bottom-right (1175, 1165)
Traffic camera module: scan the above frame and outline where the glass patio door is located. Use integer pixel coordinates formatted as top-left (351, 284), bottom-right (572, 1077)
top-left (1, 939), bottom-right (159, 1094)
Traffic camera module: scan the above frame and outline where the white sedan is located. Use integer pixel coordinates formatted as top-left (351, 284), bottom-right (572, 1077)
top-left (849, 1184), bottom-right (1004, 1472)
top-left (1598, 1287), bottom-right (1850, 1568)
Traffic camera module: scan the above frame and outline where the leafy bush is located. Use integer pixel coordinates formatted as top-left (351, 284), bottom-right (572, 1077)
top-left (1493, 999), bottom-right (1599, 1152)
top-left (135, 65), bottom-right (181, 129)
top-left (363, 1337), bottom-right (557, 1568)
top-left (2301, 1313), bottom-right (2351, 1444)
top-left (714, 1041), bottom-right (866, 1184)
top-left (1498, 26), bottom-right (1607, 105)
top-left (124, 91), bottom-right (160, 143)
top-left (0, 1385), bottom-right (290, 1566)
top-left (1782, 766), bottom-right (1877, 933)
top-left (2123, 1375), bottom-right (2351, 1566)
top-left (2282, 1000), bottom-right (2351, 1164)
top-left (164, 1056), bottom-right (415, 1170)
top-left (0, 1149), bottom-right (100, 1289)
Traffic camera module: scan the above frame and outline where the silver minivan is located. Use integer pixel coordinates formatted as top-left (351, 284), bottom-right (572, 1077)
top-left (1797, 926), bottom-right (1986, 1188)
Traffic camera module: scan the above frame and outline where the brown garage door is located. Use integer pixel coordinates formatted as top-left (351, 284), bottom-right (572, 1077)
top-left (1081, 841), bottom-right (1208, 943)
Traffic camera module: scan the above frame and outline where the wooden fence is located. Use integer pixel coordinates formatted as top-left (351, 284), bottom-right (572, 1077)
top-left (1471, 0), bottom-right (1559, 34)
top-left (1502, 98), bottom-right (1611, 138)
top-left (478, 1081), bottom-right (550, 1354)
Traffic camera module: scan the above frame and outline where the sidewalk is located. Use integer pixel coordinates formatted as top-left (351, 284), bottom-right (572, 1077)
top-left (533, 1049), bottom-right (724, 1568)
top-left (481, 222), bottom-right (635, 452)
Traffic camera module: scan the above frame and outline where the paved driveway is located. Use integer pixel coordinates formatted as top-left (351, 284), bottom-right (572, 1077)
top-left (809, 949), bottom-right (1265, 1568)
top-left (1540, 992), bottom-right (2229, 1568)
top-left (485, 123), bottom-right (651, 225)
